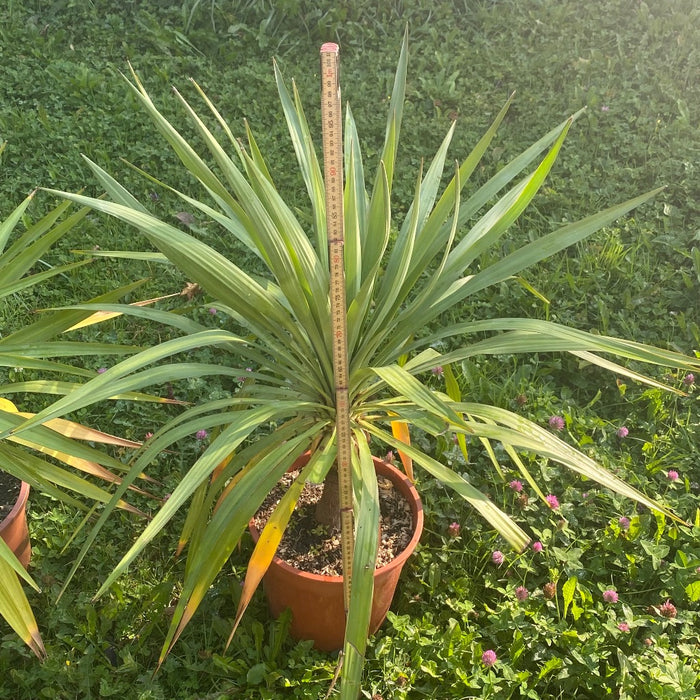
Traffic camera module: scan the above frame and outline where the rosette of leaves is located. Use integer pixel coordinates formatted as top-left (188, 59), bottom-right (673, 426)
top-left (9, 35), bottom-right (699, 695)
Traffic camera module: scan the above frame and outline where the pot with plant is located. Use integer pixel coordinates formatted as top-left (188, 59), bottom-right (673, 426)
top-left (7, 34), bottom-right (699, 697)
top-left (248, 451), bottom-right (424, 652)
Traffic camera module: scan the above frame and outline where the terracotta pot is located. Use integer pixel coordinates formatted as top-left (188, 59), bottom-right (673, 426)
top-left (0, 478), bottom-right (31, 568)
top-left (249, 456), bottom-right (423, 651)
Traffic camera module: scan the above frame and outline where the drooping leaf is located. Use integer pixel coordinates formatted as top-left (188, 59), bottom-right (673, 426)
top-left (0, 541), bottom-right (45, 659)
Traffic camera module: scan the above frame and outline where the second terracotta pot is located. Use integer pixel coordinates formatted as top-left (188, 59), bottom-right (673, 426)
top-left (0, 478), bottom-right (31, 568)
top-left (249, 456), bottom-right (423, 651)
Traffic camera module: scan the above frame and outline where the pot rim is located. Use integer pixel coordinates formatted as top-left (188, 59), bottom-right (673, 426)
top-left (249, 456), bottom-right (424, 583)
top-left (0, 478), bottom-right (30, 535)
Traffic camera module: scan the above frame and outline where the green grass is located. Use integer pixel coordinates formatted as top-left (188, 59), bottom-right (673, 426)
top-left (0, 0), bottom-right (698, 697)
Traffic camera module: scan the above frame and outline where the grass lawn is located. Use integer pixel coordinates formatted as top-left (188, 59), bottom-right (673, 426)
top-left (0, 1), bottom-right (698, 697)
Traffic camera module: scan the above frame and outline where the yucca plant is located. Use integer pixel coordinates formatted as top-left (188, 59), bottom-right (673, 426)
top-left (0, 170), bottom-right (174, 657)
top-left (7, 36), bottom-right (699, 695)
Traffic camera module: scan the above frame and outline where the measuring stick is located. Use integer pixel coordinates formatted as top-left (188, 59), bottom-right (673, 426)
top-left (320, 42), bottom-right (354, 614)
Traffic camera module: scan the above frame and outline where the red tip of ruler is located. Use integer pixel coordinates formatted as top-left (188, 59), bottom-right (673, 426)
top-left (320, 42), bottom-right (339, 53)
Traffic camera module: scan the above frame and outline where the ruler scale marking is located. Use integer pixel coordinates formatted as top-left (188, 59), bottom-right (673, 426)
top-left (320, 43), bottom-right (354, 615)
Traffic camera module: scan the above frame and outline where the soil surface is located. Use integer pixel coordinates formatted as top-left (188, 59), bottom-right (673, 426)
top-left (252, 470), bottom-right (414, 576)
top-left (0, 471), bottom-right (22, 518)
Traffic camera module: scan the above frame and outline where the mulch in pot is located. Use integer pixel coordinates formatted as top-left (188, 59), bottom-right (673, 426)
top-left (0, 471), bottom-right (21, 518)
top-left (252, 470), bottom-right (413, 577)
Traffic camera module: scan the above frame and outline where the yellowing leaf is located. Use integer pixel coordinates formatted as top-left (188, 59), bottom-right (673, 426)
top-left (390, 418), bottom-right (413, 481)
top-left (66, 293), bottom-right (180, 331)
top-left (212, 456), bottom-right (256, 514)
top-left (225, 463), bottom-right (311, 650)
top-left (8, 411), bottom-right (145, 486)
top-left (24, 414), bottom-right (142, 448)
top-left (211, 451), bottom-right (234, 483)
top-left (0, 541), bottom-right (45, 659)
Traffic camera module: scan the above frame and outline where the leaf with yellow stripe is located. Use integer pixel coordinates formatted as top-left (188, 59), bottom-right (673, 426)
top-left (0, 539), bottom-right (45, 659)
top-left (23, 414), bottom-right (142, 449)
top-left (0, 398), bottom-right (18, 413)
top-left (155, 430), bottom-right (316, 665)
top-left (210, 450), bottom-right (234, 484)
top-left (225, 456), bottom-right (316, 649)
top-left (5, 406), bottom-right (152, 490)
top-left (389, 416), bottom-right (413, 481)
top-left (66, 292), bottom-right (181, 330)
top-left (388, 351), bottom-right (414, 481)
top-left (175, 479), bottom-right (209, 558)
top-left (1, 399), bottom-right (152, 508)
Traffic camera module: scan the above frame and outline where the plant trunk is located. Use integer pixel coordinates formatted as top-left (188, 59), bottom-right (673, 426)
top-left (314, 464), bottom-right (340, 530)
